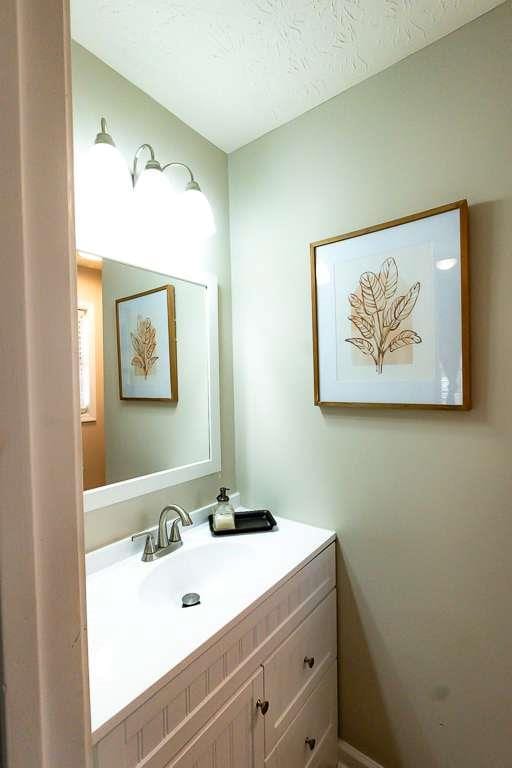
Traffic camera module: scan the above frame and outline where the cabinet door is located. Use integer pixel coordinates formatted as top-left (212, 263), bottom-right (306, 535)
top-left (167, 669), bottom-right (264, 768)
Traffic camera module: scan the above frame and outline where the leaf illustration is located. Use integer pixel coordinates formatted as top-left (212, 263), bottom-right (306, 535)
top-left (346, 259), bottom-right (422, 375)
top-left (349, 314), bottom-right (374, 340)
top-left (131, 335), bottom-right (143, 356)
top-left (131, 317), bottom-right (159, 378)
top-left (348, 293), bottom-right (365, 317)
top-left (379, 257), bottom-right (398, 301)
top-left (345, 337), bottom-right (375, 358)
top-left (359, 272), bottom-right (386, 315)
top-left (387, 330), bottom-right (422, 352)
top-left (393, 282), bottom-right (421, 324)
top-left (383, 295), bottom-right (404, 330)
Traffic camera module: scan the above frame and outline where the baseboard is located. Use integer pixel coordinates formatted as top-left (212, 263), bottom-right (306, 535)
top-left (338, 740), bottom-right (385, 768)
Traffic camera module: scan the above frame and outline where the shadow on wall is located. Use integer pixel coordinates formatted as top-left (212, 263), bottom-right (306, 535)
top-left (468, 198), bottom-right (504, 426)
top-left (338, 544), bottom-right (402, 767)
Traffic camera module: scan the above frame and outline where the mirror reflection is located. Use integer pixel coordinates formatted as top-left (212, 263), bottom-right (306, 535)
top-left (77, 254), bottom-right (210, 491)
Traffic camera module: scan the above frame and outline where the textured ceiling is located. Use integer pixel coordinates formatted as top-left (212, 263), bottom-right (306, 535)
top-left (71, 0), bottom-right (503, 152)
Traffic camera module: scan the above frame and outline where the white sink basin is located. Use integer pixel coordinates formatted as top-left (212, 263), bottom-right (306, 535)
top-left (138, 538), bottom-right (259, 609)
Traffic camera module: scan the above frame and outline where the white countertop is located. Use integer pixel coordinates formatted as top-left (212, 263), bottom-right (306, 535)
top-left (86, 515), bottom-right (335, 739)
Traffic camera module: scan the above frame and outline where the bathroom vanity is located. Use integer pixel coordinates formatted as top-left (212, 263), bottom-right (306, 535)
top-left (77, 231), bottom-right (338, 765)
top-left (87, 515), bottom-right (338, 767)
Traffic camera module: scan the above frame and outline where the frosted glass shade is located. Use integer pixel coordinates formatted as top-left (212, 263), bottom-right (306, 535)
top-left (177, 188), bottom-right (216, 241)
top-left (75, 142), bottom-right (133, 259)
top-left (133, 167), bottom-right (177, 259)
top-left (134, 167), bottom-right (176, 221)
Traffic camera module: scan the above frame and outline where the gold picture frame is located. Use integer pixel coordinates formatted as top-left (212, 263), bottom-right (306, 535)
top-left (115, 284), bottom-right (178, 402)
top-left (310, 200), bottom-right (470, 410)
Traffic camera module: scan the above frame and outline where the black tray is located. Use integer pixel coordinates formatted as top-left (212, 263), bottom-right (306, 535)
top-left (208, 510), bottom-right (277, 536)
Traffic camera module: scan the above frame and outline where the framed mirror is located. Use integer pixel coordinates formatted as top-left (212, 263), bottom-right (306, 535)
top-left (77, 252), bottom-right (220, 512)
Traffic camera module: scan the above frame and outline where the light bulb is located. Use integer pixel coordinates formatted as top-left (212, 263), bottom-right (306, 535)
top-left (133, 166), bottom-right (177, 260)
top-left (134, 167), bottom-right (176, 222)
top-left (75, 132), bottom-right (132, 259)
top-left (176, 184), bottom-right (216, 241)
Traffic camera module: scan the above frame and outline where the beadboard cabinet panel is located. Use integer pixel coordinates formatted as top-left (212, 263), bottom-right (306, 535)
top-left (167, 670), bottom-right (264, 768)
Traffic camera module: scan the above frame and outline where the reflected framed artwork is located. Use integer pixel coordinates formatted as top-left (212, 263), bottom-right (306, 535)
top-left (310, 200), bottom-right (470, 409)
top-left (115, 284), bottom-right (178, 402)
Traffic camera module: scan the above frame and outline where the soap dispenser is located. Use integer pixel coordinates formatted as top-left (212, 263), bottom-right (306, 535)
top-left (212, 487), bottom-right (235, 532)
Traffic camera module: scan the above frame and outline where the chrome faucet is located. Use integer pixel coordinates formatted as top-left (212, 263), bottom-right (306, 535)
top-left (131, 504), bottom-right (193, 562)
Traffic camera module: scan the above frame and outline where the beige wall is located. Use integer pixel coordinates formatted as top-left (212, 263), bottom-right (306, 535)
top-left (71, 43), bottom-right (235, 551)
top-left (77, 264), bottom-right (106, 490)
top-left (229, 5), bottom-right (512, 768)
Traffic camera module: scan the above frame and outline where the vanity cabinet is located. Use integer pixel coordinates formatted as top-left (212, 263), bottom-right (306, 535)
top-left (93, 541), bottom-right (338, 768)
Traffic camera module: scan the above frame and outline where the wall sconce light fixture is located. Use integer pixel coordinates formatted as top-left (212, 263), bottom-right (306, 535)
top-left (89, 117), bottom-right (215, 246)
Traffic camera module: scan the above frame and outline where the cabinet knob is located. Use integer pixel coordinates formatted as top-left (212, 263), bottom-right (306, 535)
top-left (256, 698), bottom-right (269, 715)
top-left (305, 737), bottom-right (316, 751)
top-left (304, 656), bottom-right (315, 669)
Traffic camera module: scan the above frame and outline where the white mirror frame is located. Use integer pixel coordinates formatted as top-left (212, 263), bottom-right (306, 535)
top-left (79, 252), bottom-right (221, 513)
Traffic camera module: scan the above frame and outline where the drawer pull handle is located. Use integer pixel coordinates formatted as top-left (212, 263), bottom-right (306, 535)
top-left (305, 737), bottom-right (316, 751)
top-left (256, 698), bottom-right (269, 715)
top-left (304, 656), bottom-right (315, 669)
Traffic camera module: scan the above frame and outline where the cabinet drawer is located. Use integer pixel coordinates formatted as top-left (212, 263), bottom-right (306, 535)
top-left (264, 661), bottom-right (337, 768)
top-left (263, 590), bottom-right (337, 754)
top-left (305, 728), bottom-right (338, 768)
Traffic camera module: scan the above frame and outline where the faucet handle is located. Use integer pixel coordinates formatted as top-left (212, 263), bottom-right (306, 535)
top-left (131, 531), bottom-right (157, 561)
top-left (131, 529), bottom-right (154, 542)
top-left (169, 518), bottom-right (187, 543)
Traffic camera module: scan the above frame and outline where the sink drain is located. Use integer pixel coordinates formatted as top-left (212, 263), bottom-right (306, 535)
top-left (182, 592), bottom-right (200, 608)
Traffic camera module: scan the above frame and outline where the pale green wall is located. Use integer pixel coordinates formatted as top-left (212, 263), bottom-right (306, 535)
top-left (229, 5), bottom-right (512, 768)
top-left (71, 43), bottom-right (235, 551)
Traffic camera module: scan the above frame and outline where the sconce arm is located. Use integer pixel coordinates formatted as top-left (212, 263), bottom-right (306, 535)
top-left (162, 162), bottom-right (196, 187)
top-left (132, 143), bottom-right (158, 184)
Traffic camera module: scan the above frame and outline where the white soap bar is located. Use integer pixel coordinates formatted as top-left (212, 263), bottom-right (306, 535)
top-left (214, 514), bottom-right (235, 531)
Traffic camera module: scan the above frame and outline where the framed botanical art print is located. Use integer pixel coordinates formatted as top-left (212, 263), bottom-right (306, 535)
top-left (115, 284), bottom-right (178, 402)
top-left (311, 200), bottom-right (470, 409)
